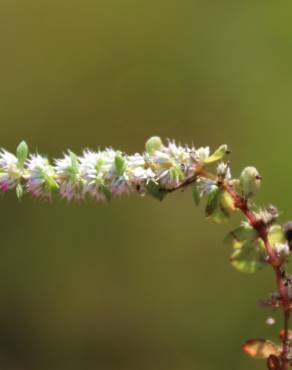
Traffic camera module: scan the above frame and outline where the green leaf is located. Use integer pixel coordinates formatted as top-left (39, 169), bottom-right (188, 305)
top-left (224, 223), bottom-right (258, 249)
top-left (145, 136), bottom-right (163, 154)
top-left (204, 144), bottom-right (229, 164)
top-left (268, 225), bottom-right (285, 245)
top-left (16, 183), bottom-right (23, 200)
top-left (209, 206), bottom-right (230, 224)
top-left (114, 153), bottom-right (126, 176)
top-left (69, 151), bottom-right (79, 171)
top-left (230, 239), bottom-right (267, 273)
top-left (192, 185), bottom-right (200, 206)
top-left (205, 185), bottom-right (220, 217)
top-left (243, 339), bottom-right (280, 360)
top-left (205, 187), bottom-right (231, 224)
top-left (16, 140), bottom-right (29, 167)
top-left (146, 181), bottom-right (167, 201)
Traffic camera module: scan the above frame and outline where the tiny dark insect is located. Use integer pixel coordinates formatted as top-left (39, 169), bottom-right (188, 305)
top-left (283, 221), bottom-right (292, 250)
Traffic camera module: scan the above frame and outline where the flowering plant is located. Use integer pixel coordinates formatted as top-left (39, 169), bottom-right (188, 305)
top-left (0, 137), bottom-right (291, 369)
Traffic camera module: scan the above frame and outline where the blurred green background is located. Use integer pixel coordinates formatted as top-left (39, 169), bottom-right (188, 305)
top-left (0, 1), bottom-right (291, 369)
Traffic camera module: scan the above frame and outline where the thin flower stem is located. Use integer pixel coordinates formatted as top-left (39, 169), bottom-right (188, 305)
top-left (283, 308), bottom-right (291, 369)
top-left (276, 264), bottom-right (291, 368)
top-left (162, 174), bottom-right (198, 193)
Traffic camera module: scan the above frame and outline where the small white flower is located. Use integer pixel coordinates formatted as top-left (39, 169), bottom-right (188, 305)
top-left (273, 243), bottom-right (290, 257)
top-left (79, 150), bottom-right (108, 201)
top-left (196, 178), bottom-right (215, 196)
top-left (151, 150), bottom-right (171, 165)
top-left (97, 148), bottom-right (117, 172)
top-left (80, 148), bottom-right (132, 200)
top-left (166, 140), bottom-right (191, 163)
top-left (165, 140), bottom-right (197, 179)
top-left (217, 162), bottom-right (231, 180)
top-left (156, 165), bottom-right (184, 189)
top-left (126, 154), bottom-right (155, 189)
top-left (100, 150), bottom-right (132, 196)
top-left (0, 150), bottom-right (20, 191)
top-left (146, 146), bottom-right (185, 189)
top-left (109, 175), bottom-right (131, 196)
top-left (131, 167), bottom-right (155, 184)
top-left (26, 154), bottom-right (57, 198)
top-left (256, 206), bottom-right (279, 226)
top-left (195, 147), bottom-right (210, 162)
top-left (55, 152), bottom-right (83, 201)
top-left (127, 153), bottom-right (145, 169)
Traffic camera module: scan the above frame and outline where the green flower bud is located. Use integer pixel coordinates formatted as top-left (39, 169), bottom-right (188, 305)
top-left (114, 152), bottom-right (126, 176)
top-left (145, 136), bottom-right (163, 155)
top-left (239, 166), bottom-right (262, 197)
top-left (16, 140), bottom-right (29, 168)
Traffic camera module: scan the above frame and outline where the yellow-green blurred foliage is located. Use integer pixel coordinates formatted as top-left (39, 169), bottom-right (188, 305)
top-left (0, 1), bottom-right (291, 369)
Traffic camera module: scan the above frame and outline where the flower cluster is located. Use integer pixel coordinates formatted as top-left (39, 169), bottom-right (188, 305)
top-left (0, 137), bottom-right (229, 201)
top-left (0, 150), bottom-right (22, 192)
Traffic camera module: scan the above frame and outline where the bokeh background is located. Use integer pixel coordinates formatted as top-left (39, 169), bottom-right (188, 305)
top-left (0, 1), bottom-right (291, 369)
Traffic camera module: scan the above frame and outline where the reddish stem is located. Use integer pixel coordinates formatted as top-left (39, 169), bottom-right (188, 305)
top-left (189, 170), bottom-right (291, 369)
top-left (224, 184), bottom-right (291, 369)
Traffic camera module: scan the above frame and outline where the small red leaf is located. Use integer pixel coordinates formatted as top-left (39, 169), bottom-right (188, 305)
top-left (242, 339), bottom-right (280, 359)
